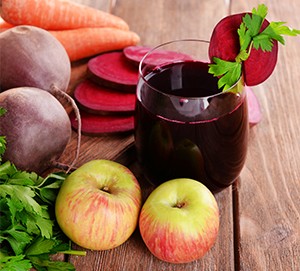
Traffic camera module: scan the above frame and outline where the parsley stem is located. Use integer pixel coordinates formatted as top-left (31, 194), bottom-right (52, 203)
top-left (58, 250), bottom-right (87, 256)
top-left (247, 41), bottom-right (254, 56)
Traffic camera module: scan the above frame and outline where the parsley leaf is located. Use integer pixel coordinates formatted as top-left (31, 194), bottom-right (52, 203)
top-left (208, 4), bottom-right (300, 90)
top-left (0, 148), bottom-right (86, 270)
top-left (209, 58), bottom-right (242, 90)
top-left (0, 255), bottom-right (32, 271)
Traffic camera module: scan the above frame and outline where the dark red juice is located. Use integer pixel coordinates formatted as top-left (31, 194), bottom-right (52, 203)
top-left (135, 61), bottom-right (248, 191)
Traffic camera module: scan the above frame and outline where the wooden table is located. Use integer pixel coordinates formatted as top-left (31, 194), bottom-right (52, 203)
top-left (59, 0), bottom-right (300, 270)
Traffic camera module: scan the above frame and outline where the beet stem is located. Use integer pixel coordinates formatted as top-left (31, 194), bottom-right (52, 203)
top-left (50, 85), bottom-right (81, 173)
top-left (53, 161), bottom-right (78, 172)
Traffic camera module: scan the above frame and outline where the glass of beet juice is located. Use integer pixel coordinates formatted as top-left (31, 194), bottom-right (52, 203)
top-left (134, 40), bottom-right (249, 192)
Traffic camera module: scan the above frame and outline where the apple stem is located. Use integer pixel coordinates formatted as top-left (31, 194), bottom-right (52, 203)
top-left (101, 186), bottom-right (110, 193)
top-left (173, 202), bottom-right (185, 208)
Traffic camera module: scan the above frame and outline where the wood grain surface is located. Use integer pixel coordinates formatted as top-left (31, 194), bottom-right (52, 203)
top-left (57, 1), bottom-right (300, 270)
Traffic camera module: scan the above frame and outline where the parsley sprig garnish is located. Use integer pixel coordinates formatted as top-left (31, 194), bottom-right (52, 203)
top-left (209, 4), bottom-right (300, 90)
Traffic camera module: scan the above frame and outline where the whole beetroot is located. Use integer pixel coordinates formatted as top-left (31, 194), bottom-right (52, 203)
top-left (0, 25), bottom-right (70, 92)
top-left (0, 25), bottom-right (81, 169)
top-left (0, 87), bottom-right (72, 174)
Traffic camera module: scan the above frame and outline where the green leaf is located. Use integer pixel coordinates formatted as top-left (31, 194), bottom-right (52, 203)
top-left (252, 33), bottom-right (275, 51)
top-left (0, 158), bottom-right (80, 269)
top-left (238, 22), bottom-right (252, 51)
top-left (2, 225), bottom-right (33, 255)
top-left (30, 256), bottom-right (76, 271)
top-left (270, 21), bottom-right (300, 36)
top-left (0, 199), bottom-right (11, 230)
top-left (0, 255), bottom-right (32, 271)
top-left (258, 21), bottom-right (300, 46)
top-left (35, 209), bottom-right (53, 239)
top-left (252, 3), bottom-right (268, 19)
top-left (7, 185), bottom-right (42, 215)
top-left (38, 176), bottom-right (65, 204)
top-left (25, 237), bottom-right (57, 256)
top-left (243, 13), bottom-right (263, 37)
top-left (0, 136), bottom-right (6, 163)
top-left (208, 58), bottom-right (242, 90)
top-left (6, 197), bottom-right (23, 227)
top-left (0, 161), bottom-right (18, 181)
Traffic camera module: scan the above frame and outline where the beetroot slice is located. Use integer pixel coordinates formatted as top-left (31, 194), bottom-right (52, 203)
top-left (209, 13), bottom-right (278, 86)
top-left (123, 45), bottom-right (152, 66)
top-left (246, 85), bottom-right (262, 126)
top-left (87, 51), bottom-right (138, 92)
top-left (74, 79), bottom-right (136, 114)
top-left (70, 110), bottom-right (134, 135)
top-left (123, 45), bottom-right (194, 68)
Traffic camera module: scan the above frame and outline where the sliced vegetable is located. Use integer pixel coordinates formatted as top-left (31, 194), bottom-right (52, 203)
top-left (0, 87), bottom-right (72, 174)
top-left (88, 51), bottom-right (139, 92)
top-left (74, 79), bottom-right (136, 114)
top-left (1, 0), bottom-right (129, 30)
top-left (70, 110), bottom-right (134, 135)
top-left (209, 12), bottom-right (278, 86)
top-left (123, 45), bottom-right (152, 66)
top-left (50, 27), bottom-right (140, 61)
top-left (209, 4), bottom-right (300, 89)
top-left (123, 45), bottom-right (194, 67)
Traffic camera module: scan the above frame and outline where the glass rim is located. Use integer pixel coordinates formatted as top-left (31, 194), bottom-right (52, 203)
top-left (138, 38), bottom-right (244, 100)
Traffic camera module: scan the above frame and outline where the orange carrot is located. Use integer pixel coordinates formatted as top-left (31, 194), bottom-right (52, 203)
top-left (49, 27), bottom-right (140, 62)
top-left (0, 0), bottom-right (129, 30)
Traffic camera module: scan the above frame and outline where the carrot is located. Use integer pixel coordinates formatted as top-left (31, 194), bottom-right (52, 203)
top-left (0, 0), bottom-right (129, 30)
top-left (49, 27), bottom-right (140, 61)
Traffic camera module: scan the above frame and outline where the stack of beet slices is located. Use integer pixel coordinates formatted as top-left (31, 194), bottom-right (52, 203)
top-left (70, 47), bottom-right (147, 135)
top-left (70, 41), bottom-right (263, 135)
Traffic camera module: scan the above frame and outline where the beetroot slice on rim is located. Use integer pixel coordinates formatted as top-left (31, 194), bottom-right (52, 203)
top-left (123, 45), bottom-right (194, 68)
top-left (123, 45), bottom-right (153, 66)
top-left (245, 85), bottom-right (262, 126)
top-left (209, 13), bottom-right (278, 86)
top-left (74, 79), bottom-right (136, 114)
top-left (87, 51), bottom-right (138, 92)
top-left (70, 110), bottom-right (134, 135)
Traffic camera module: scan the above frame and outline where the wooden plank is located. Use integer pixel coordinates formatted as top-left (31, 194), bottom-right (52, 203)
top-left (113, 0), bottom-right (231, 46)
top-left (231, 1), bottom-right (300, 270)
top-left (67, 0), bottom-right (236, 270)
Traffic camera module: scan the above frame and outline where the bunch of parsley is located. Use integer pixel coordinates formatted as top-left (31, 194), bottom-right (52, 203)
top-left (209, 4), bottom-right (300, 90)
top-left (0, 108), bottom-right (85, 270)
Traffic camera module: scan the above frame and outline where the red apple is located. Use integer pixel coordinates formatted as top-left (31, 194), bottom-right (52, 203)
top-left (139, 178), bottom-right (219, 263)
top-left (55, 159), bottom-right (142, 250)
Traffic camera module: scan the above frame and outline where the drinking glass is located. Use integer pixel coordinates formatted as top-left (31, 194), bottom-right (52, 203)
top-left (134, 39), bottom-right (249, 191)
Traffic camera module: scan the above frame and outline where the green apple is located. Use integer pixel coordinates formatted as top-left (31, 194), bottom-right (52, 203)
top-left (139, 178), bottom-right (219, 263)
top-left (55, 159), bottom-right (142, 250)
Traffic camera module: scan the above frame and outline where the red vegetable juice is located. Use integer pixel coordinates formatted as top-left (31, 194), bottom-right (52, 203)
top-left (134, 61), bottom-right (248, 191)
